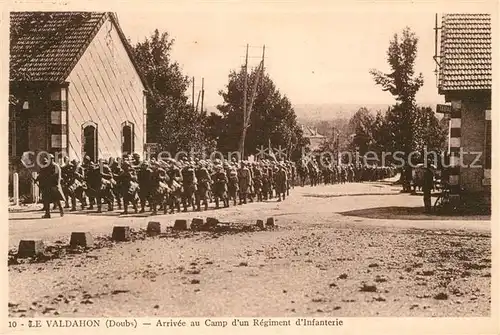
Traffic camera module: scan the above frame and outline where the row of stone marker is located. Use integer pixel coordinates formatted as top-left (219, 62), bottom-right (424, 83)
top-left (15, 217), bottom-right (276, 259)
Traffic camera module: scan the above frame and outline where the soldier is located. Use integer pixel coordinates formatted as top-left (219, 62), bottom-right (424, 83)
top-left (181, 161), bottom-right (197, 212)
top-left (252, 162), bottom-right (263, 202)
top-left (60, 158), bottom-right (73, 209)
top-left (308, 161), bottom-right (318, 186)
top-left (137, 161), bottom-right (153, 213)
top-left (227, 165), bottom-right (239, 206)
top-left (195, 160), bottom-right (211, 211)
top-left (274, 163), bottom-right (288, 202)
top-left (267, 161), bottom-right (275, 199)
top-left (167, 159), bottom-right (182, 184)
top-left (150, 162), bottom-right (170, 215)
top-left (164, 160), bottom-right (182, 213)
top-left (261, 162), bottom-right (271, 201)
top-left (423, 165), bottom-right (434, 213)
top-left (62, 159), bottom-right (85, 211)
top-left (84, 161), bottom-right (101, 212)
top-left (212, 164), bottom-right (229, 208)
top-left (403, 165), bottom-right (413, 192)
top-left (120, 162), bottom-right (139, 214)
top-left (131, 153), bottom-right (142, 170)
top-left (322, 164), bottom-right (330, 185)
top-left (98, 160), bottom-right (115, 212)
top-left (37, 154), bottom-right (65, 218)
top-left (245, 162), bottom-right (253, 203)
top-left (347, 164), bottom-right (354, 183)
top-left (238, 162), bottom-right (252, 205)
top-left (81, 155), bottom-right (94, 209)
top-left (110, 158), bottom-right (123, 210)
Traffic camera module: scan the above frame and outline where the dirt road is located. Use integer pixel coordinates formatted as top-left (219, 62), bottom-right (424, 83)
top-left (8, 181), bottom-right (491, 317)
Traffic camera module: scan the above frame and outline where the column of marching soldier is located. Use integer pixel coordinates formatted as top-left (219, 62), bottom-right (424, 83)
top-left (35, 153), bottom-right (396, 218)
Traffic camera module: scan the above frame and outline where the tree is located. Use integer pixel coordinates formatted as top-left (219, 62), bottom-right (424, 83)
top-left (369, 27), bottom-right (424, 156)
top-left (317, 118), bottom-right (350, 156)
top-left (132, 30), bottom-right (213, 154)
top-left (347, 107), bottom-right (376, 155)
top-left (214, 66), bottom-right (307, 160)
top-left (413, 106), bottom-right (447, 155)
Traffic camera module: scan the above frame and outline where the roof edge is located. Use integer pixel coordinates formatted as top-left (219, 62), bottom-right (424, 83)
top-left (60, 12), bottom-right (108, 83)
top-left (60, 12), bottom-right (151, 94)
top-left (108, 12), bottom-right (152, 93)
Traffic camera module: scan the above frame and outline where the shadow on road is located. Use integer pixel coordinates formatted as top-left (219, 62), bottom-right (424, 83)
top-left (304, 193), bottom-right (400, 198)
top-left (339, 206), bottom-right (491, 221)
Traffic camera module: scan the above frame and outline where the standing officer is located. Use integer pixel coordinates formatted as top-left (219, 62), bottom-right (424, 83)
top-left (423, 165), bottom-right (434, 213)
top-left (37, 154), bottom-right (65, 218)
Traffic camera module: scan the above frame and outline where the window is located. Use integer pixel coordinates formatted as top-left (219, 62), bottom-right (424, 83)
top-left (121, 121), bottom-right (134, 155)
top-left (82, 122), bottom-right (98, 162)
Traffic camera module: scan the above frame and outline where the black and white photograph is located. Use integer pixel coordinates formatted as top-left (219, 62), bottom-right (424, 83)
top-left (5, 1), bottom-right (495, 327)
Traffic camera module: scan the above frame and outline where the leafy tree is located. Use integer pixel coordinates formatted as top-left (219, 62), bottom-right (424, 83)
top-left (214, 66), bottom-right (308, 160)
top-left (369, 27), bottom-right (424, 156)
top-left (413, 106), bottom-right (447, 154)
top-left (347, 107), bottom-right (375, 155)
top-left (132, 30), bottom-right (213, 154)
top-left (318, 118), bottom-right (350, 156)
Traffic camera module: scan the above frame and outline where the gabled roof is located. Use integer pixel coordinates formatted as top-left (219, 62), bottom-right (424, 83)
top-left (438, 13), bottom-right (491, 93)
top-left (301, 125), bottom-right (325, 138)
top-left (10, 11), bottom-right (149, 91)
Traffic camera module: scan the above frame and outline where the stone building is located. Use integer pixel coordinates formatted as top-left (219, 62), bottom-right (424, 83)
top-left (436, 13), bottom-right (491, 206)
top-left (9, 12), bottom-right (149, 198)
top-left (301, 125), bottom-right (326, 151)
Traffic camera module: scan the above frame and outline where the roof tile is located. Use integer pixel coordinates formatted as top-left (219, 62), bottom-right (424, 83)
top-left (10, 11), bottom-right (106, 82)
top-left (438, 13), bottom-right (491, 92)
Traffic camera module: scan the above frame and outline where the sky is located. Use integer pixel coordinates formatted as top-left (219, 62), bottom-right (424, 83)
top-left (110, 2), bottom-right (494, 109)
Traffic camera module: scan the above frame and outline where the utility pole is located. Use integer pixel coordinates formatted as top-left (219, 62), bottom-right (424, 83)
top-left (239, 44), bottom-right (266, 159)
top-left (201, 77), bottom-right (205, 113)
top-left (192, 76), bottom-right (195, 112)
top-left (262, 44), bottom-right (265, 71)
top-left (239, 44), bottom-right (249, 158)
top-left (195, 91), bottom-right (201, 112)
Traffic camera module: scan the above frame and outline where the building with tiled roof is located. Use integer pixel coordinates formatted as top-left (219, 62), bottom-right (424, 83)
top-left (438, 14), bottom-right (491, 93)
top-left (436, 13), bottom-right (491, 207)
top-left (9, 12), bottom-right (148, 199)
top-left (301, 124), bottom-right (326, 151)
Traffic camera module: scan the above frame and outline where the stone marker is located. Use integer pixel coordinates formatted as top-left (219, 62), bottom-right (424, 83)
top-left (256, 220), bottom-right (265, 229)
top-left (173, 219), bottom-right (188, 231)
top-left (17, 240), bottom-right (45, 258)
top-left (266, 217), bottom-right (275, 227)
top-left (70, 232), bottom-right (94, 248)
top-left (191, 218), bottom-right (204, 230)
top-left (206, 217), bottom-right (219, 227)
top-left (112, 226), bottom-right (131, 242)
top-left (147, 222), bottom-right (162, 235)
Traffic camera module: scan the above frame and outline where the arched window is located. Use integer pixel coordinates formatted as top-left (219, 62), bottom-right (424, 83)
top-left (82, 122), bottom-right (98, 162)
top-left (121, 121), bottom-right (134, 155)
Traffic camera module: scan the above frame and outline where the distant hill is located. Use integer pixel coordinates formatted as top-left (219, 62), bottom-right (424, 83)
top-left (206, 102), bottom-right (441, 123)
top-left (206, 103), bottom-right (391, 120)
top-left (294, 103), bottom-right (390, 123)
top-left (294, 102), bottom-right (441, 124)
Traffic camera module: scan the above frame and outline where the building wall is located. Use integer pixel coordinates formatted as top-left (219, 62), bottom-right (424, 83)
top-left (66, 17), bottom-right (146, 161)
top-left (307, 137), bottom-right (325, 151)
top-left (460, 99), bottom-right (488, 193)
